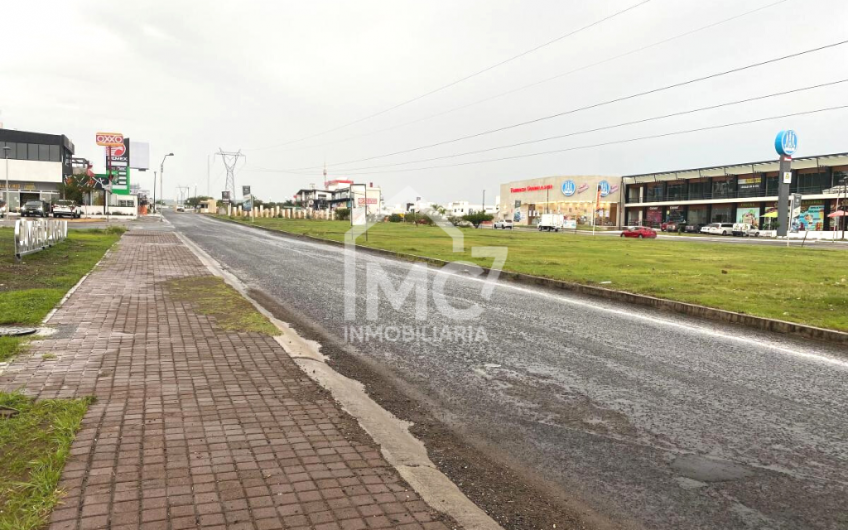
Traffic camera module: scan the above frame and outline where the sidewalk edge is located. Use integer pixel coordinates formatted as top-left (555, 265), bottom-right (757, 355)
top-left (174, 231), bottom-right (503, 530)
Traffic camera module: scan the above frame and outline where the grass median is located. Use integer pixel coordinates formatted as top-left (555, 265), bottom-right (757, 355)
top-left (214, 215), bottom-right (848, 332)
top-left (0, 393), bottom-right (92, 530)
top-left (0, 226), bottom-right (124, 361)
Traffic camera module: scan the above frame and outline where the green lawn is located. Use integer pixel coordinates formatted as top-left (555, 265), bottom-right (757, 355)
top-left (215, 216), bottom-right (848, 332)
top-left (0, 393), bottom-right (93, 530)
top-left (0, 227), bottom-right (123, 361)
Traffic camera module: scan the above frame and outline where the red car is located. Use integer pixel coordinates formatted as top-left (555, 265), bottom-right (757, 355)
top-left (620, 226), bottom-right (657, 239)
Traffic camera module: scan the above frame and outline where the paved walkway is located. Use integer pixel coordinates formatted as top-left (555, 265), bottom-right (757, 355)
top-left (1, 231), bottom-right (457, 530)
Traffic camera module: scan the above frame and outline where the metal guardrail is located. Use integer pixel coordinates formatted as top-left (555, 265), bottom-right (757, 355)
top-left (14, 219), bottom-right (68, 260)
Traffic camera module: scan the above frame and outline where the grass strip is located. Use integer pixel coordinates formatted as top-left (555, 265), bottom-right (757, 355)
top-left (165, 275), bottom-right (278, 335)
top-left (214, 216), bottom-right (848, 332)
top-left (0, 392), bottom-right (93, 530)
top-left (0, 227), bottom-right (123, 326)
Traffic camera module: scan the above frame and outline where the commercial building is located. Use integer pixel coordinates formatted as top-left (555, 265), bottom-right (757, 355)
top-left (622, 152), bottom-right (848, 233)
top-left (499, 175), bottom-right (622, 226)
top-left (294, 180), bottom-right (382, 213)
top-left (0, 129), bottom-right (75, 212)
top-left (445, 200), bottom-right (499, 217)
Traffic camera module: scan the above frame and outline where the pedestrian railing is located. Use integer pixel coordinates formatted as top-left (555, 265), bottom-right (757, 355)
top-left (14, 218), bottom-right (68, 260)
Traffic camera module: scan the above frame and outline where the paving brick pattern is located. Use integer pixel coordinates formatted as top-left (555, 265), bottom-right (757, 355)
top-left (1, 231), bottom-right (457, 530)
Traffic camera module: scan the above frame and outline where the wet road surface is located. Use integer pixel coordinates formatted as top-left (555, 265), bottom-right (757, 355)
top-left (165, 212), bottom-right (848, 530)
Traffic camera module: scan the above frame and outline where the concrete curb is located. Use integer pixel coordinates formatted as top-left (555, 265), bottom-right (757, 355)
top-left (210, 216), bottom-right (848, 346)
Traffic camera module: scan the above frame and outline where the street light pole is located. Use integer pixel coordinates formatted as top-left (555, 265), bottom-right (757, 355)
top-left (2, 146), bottom-right (10, 216)
top-left (159, 153), bottom-right (174, 212)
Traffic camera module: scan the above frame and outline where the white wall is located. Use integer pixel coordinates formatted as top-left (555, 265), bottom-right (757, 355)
top-left (0, 159), bottom-right (63, 184)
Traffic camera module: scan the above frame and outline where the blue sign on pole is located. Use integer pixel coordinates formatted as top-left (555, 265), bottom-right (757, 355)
top-left (775, 130), bottom-right (798, 157)
top-left (561, 180), bottom-right (576, 196)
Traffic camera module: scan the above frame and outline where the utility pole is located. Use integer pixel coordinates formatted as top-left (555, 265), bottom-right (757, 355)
top-left (217, 149), bottom-right (245, 201)
top-left (160, 153), bottom-right (174, 212)
top-left (2, 145), bottom-right (10, 216)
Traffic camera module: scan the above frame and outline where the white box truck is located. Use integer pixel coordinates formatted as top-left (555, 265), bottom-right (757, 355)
top-left (538, 214), bottom-right (565, 232)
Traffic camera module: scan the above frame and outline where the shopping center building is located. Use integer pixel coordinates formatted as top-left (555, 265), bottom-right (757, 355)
top-left (622, 152), bottom-right (848, 232)
top-left (1, 129), bottom-right (75, 212)
top-left (498, 175), bottom-right (622, 226)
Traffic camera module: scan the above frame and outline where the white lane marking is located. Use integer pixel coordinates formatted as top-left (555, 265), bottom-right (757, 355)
top-left (196, 215), bottom-right (848, 370)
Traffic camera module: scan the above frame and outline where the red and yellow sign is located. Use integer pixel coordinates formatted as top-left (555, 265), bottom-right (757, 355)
top-left (95, 132), bottom-right (124, 147)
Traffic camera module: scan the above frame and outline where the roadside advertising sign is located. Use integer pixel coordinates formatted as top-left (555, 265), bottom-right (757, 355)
top-left (105, 138), bottom-right (131, 194)
top-left (95, 132), bottom-right (124, 147)
top-left (242, 185), bottom-right (251, 196)
top-left (222, 190), bottom-right (231, 204)
top-left (351, 207), bottom-right (367, 226)
top-left (789, 193), bottom-right (802, 232)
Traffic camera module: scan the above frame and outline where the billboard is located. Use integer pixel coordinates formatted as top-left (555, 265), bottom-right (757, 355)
top-left (129, 140), bottom-right (150, 170)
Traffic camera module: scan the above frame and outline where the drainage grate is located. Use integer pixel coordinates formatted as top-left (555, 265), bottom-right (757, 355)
top-left (0, 327), bottom-right (37, 337)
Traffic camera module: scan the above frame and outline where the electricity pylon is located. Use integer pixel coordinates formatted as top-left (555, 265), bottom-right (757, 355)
top-left (217, 149), bottom-right (245, 200)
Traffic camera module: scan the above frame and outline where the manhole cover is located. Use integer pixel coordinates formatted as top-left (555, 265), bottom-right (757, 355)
top-left (0, 327), bottom-right (37, 337)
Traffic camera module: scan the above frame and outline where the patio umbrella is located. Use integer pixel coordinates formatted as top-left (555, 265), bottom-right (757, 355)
top-left (827, 210), bottom-right (847, 217)
top-left (761, 211), bottom-right (778, 218)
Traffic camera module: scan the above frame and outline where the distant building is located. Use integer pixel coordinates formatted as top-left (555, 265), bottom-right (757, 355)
top-left (294, 180), bottom-right (382, 213)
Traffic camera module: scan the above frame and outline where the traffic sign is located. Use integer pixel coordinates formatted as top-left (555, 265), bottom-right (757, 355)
top-left (96, 132), bottom-right (124, 147)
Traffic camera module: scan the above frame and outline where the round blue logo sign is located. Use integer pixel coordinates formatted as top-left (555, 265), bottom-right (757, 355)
top-left (599, 180), bottom-right (611, 197)
top-left (775, 130), bottom-right (798, 157)
top-left (561, 180), bottom-right (576, 196)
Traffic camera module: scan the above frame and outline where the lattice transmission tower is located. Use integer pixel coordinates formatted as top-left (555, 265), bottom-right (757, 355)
top-left (217, 149), bottom-right (245, 199)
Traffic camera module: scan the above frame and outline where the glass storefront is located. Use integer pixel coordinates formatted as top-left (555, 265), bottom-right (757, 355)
top-left (645, 207), bottom-right (662, 227)
top-left (711, 205), bottom-right (733, 223)
top-left (687, 206), bottom-right (708, 227)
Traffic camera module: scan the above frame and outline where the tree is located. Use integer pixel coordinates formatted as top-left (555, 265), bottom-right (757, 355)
top-left (57, 174), bottom-right (95, 205)
top-left (388, 213), bottom-right (403, 223)
top-left (462, 212), bottom-right (494, 228)
top-left (335, 208), bottom-right (350, 221)
top-left (185, 196), bottom-right (213, 208)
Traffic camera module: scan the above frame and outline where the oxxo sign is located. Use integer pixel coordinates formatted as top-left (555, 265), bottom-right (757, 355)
top-left (95, 132), bottom-right (124, 147)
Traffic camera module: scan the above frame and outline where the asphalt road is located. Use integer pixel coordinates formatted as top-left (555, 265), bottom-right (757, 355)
top-left (166, 212), bottom-right (848, 530)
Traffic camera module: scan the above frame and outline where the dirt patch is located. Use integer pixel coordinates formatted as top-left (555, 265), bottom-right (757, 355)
top-left (250, 288), bottom-right (622, 530)
top-left (165, 276), bottom-right (278, 335)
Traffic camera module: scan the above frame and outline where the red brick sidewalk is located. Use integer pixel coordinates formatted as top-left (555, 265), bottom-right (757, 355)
top-left (0, 231), bottom-right (458, 530)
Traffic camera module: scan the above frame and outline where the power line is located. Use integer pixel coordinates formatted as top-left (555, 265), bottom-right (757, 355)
top-left (243, 1), bottom-right (653, 152)
top-left (272, 0), bottom-right (789, 154)
top-left (320, 105), bottom-right (848, 175)
top-left (283, 37), bottom-right (848, 171)
top-left (325, 79), bottom-right (848, 172)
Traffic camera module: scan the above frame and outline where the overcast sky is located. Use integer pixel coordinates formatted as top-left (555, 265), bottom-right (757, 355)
top-left (2, 0), bottom-right (847, 205)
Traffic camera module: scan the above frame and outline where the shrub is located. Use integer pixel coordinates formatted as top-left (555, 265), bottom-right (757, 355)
top-left (462, 212), bottom-right (494, 228)
top-left (388, 214), bottom-right (403, 223)
top-left (335, 208), bottom-right (351, 221)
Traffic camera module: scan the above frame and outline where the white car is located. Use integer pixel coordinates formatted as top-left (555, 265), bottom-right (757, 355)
top-left (493, 219), bottom-right (513, 229)
top-left (51, 200), bottom-right (82, 219)
top-left (700, 223), bottom-right (717, 234)
top-left (708, 222), bottom-right (735, 236)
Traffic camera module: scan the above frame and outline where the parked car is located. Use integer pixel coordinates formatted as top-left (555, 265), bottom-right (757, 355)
top-left (21, 200), bottom-right (50, 218)
top-left (700, 223), bottom-right (717, 234)
top-left (537, 213), bottom-right (564, 232)
top-left (176, 205), bottom-right (186, 212)
top-left (620, 226), bottom-right (657, 239)
top-left (493, 219), bottom-right (513, 230)
top-left (661, 219), bottom-right (685, 232)
top-left (51, 200), bottom-right (82, 219)
top-left (732, 223), bottom-right (760, 237)
top-left (0, 200), bottom-right (6, 218)
top-left (708, 222), bottom-right (735, 236)
top-left (685, 223), bottom-right (706, 233)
